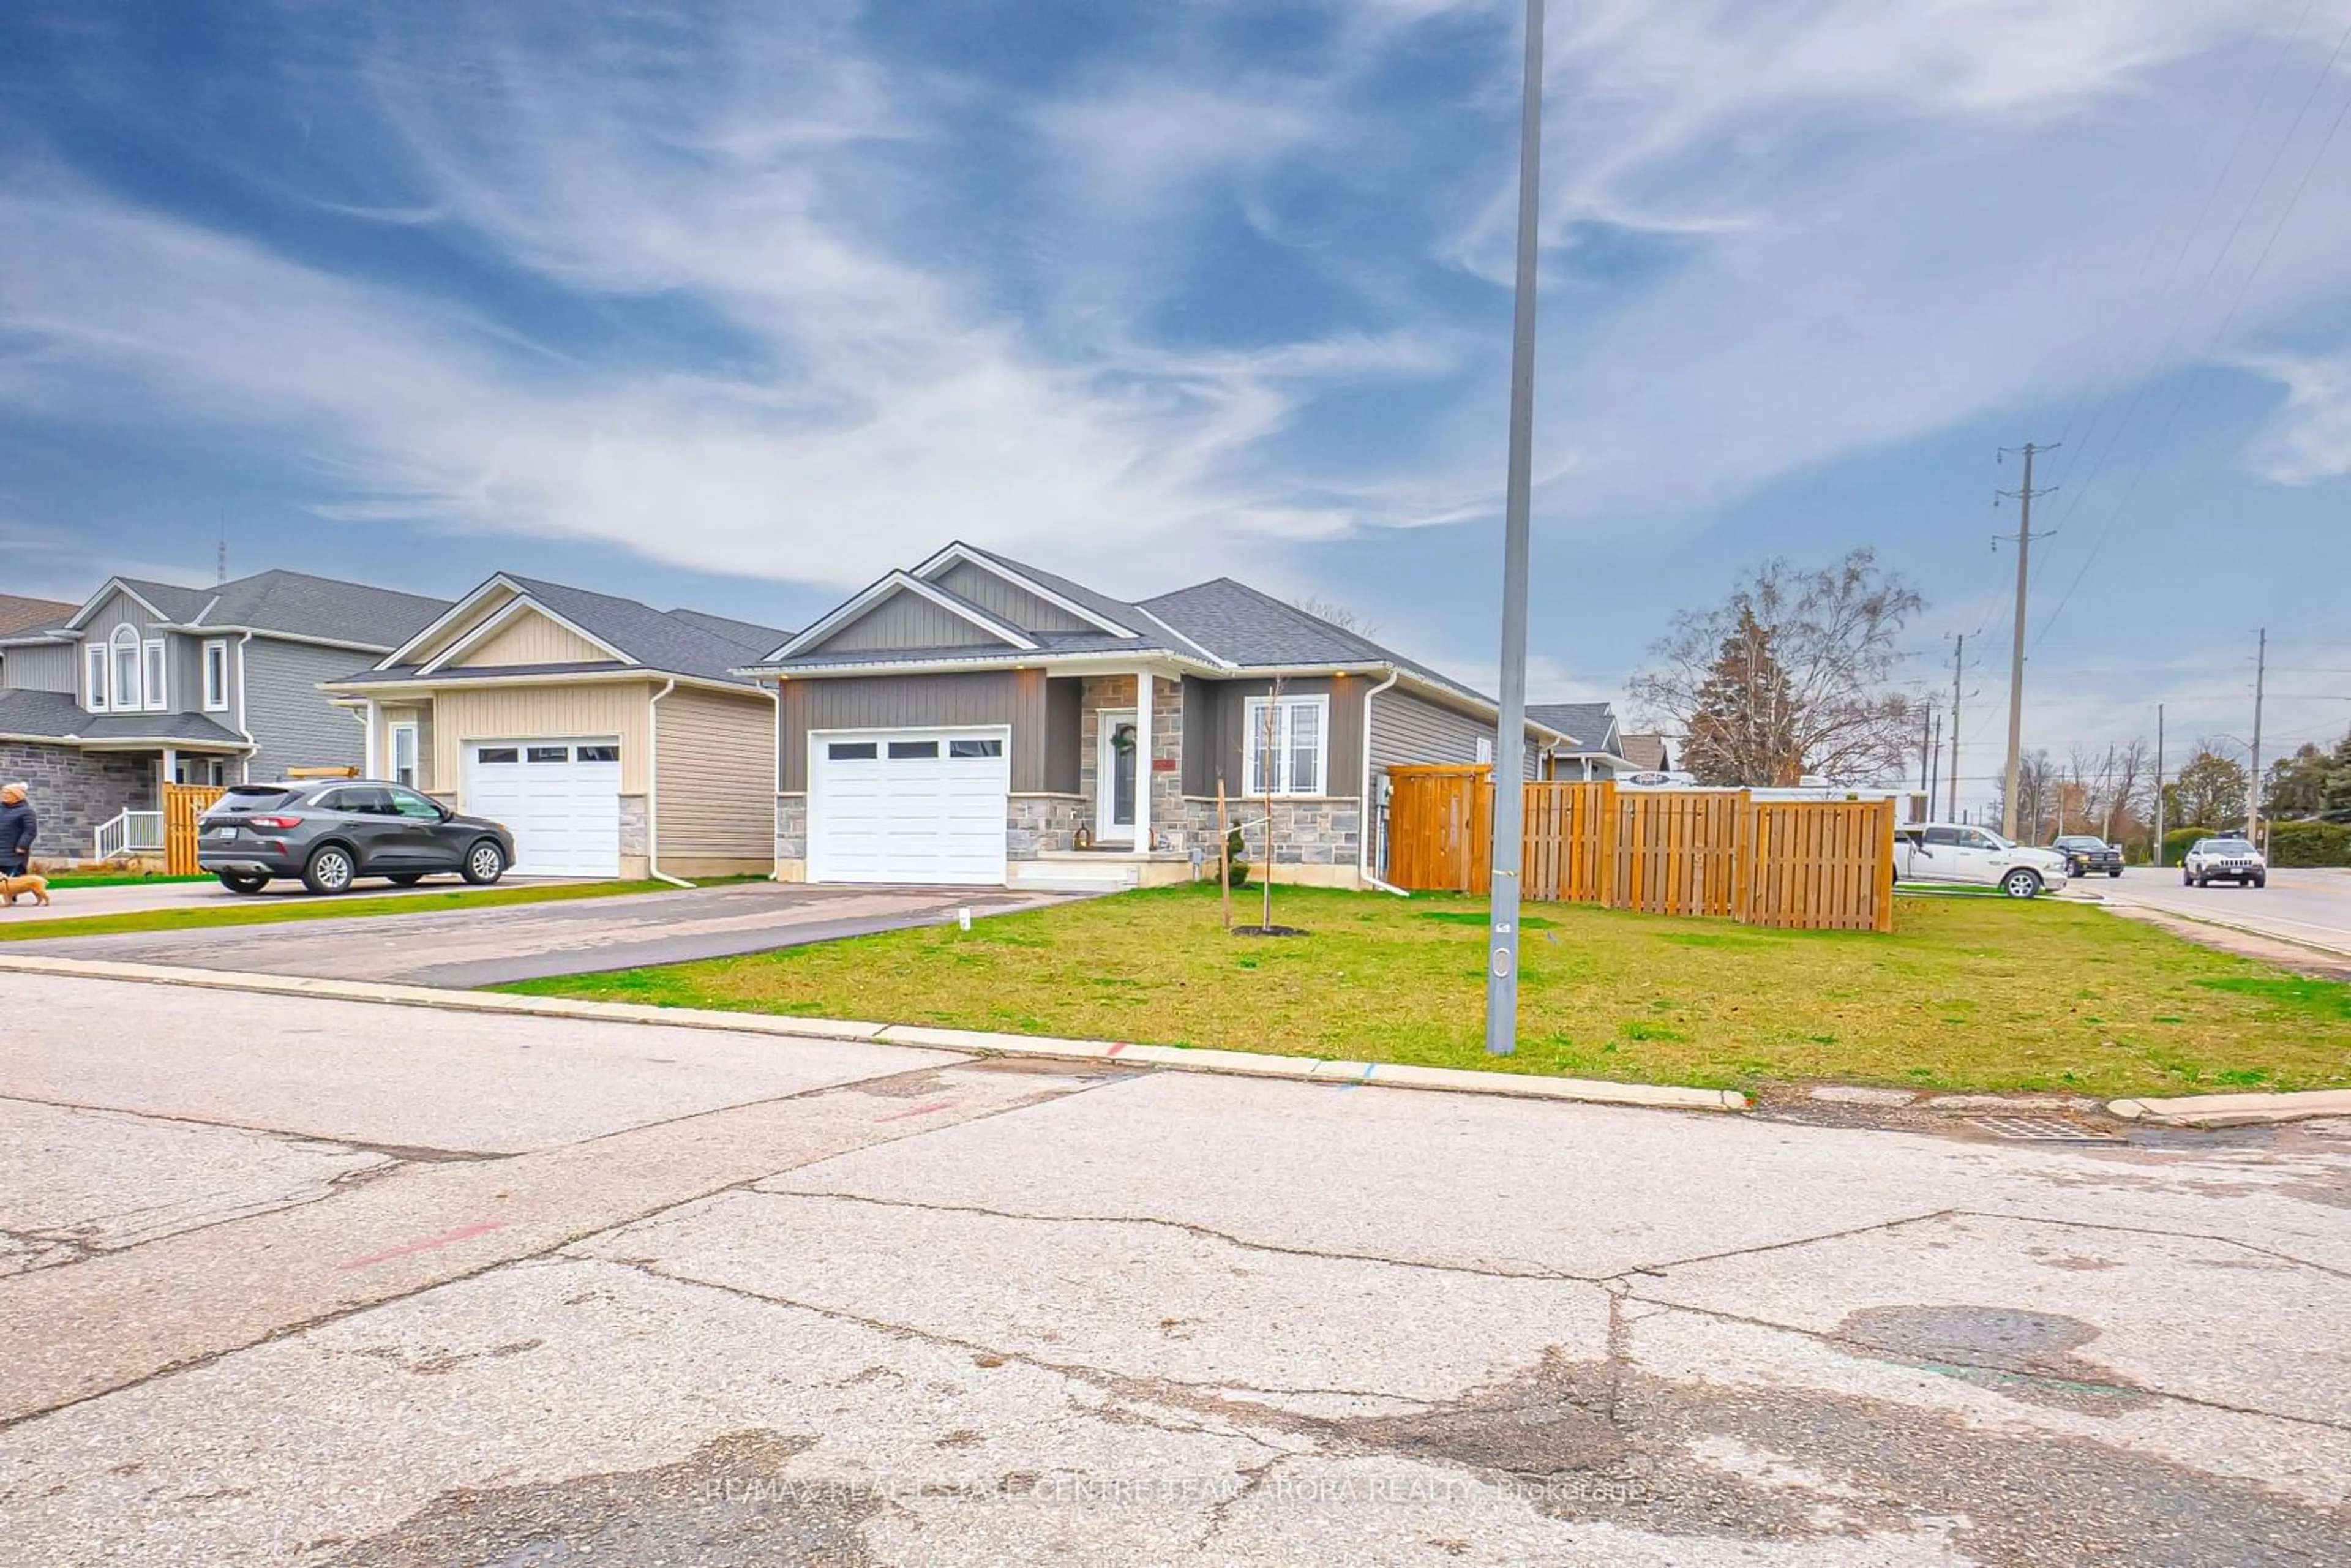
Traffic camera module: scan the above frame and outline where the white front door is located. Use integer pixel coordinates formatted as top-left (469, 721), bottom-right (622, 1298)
top-left (808, 728), bottom-right (1011, 885)
top-left (460, 738), bottom-right (621, 877)
top-left (1095, 708), bottom-right (1138, 845)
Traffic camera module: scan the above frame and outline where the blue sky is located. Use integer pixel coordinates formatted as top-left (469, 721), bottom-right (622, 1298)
top-left (3, 1), bottom-right (2348, 809)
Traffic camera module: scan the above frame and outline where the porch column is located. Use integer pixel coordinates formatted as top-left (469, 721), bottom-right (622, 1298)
top-left (162, 748), bottom-right (178, 787)
top-left (1133, 668), bottom-right (1152, 852)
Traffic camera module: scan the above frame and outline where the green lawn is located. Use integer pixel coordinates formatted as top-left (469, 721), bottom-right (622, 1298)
top-left (39, 873), bottom-right (214, 890)
top-left (1, 879), bottom-right (681, 941)
top-left (500, 882), bottom-right (2351, 1098)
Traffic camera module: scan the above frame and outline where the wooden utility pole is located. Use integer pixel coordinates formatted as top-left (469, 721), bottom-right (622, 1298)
top-left (2248, 628), bottom-right (2267, 846)
top-left (1216, 777), bottom-right (1232, 931)
top-left (2153, 703), bottom-right (2166, 866)
top-left (1997, 443), bottom-right (2055, 840)
top-left (1948, 633), bottom-right (1963, 822)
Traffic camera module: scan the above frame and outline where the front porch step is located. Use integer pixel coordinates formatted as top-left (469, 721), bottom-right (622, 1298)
top-left (1009, 860), bottom-right (1144, 891)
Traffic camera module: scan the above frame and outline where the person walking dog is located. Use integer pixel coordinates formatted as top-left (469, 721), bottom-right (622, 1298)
top-left (0, 782), bottom-right (34, 879)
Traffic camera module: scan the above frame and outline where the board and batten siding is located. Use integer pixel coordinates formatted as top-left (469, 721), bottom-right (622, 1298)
top-left (779, 670), bottom-right (1049, 792)
top-left (654, 685), bottom-right (775, 862)
top-left (461, 610), bottom-right (615, 668)
top-left (431, 680), bottom-right (654, 797)
top-left (1043, 676), bottom-right (1082, 793)
top-left (2, 641), bottom-right (78, 694)
top-left (1182, 675), bottom-right (1366, 801)
top-left (402, 585), bottom-right (520, 667)
top-left (928, 561), bottom-right (1096, 635)
top-left (804, 589), bottom-right (1005, 656)
top-left (244, 638), bottom-right (374, 780)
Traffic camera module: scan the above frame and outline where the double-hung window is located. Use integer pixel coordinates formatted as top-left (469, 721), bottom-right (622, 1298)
top-left (1244, 694), bottom-right (1329, 797)
top-left (141, 639), bottom-right (167, 710)
top-left (109, 627), bottom-right (140, 711)
top-left (85, 643), bottom-right (109, 711)
top-left (202, 640), bottom-right (230, 711)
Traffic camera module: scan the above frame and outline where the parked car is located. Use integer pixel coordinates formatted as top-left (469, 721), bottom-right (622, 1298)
top-left (1892, 823), bottom-right (2070, 899)
top-left (2181, 836), bottom-right (2266, 888)
top-left (198, 779), bottom-right (514, 895)
top-left (2052, 834), bottom-right (2124, 878)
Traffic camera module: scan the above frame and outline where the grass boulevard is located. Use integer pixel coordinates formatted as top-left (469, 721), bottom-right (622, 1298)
top-left (502, 882), bottom-right (2350, 1100)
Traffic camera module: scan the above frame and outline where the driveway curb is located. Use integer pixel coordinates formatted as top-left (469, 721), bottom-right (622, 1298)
top-left (0, 952), bottom-right (1749, 1116)
top-left (2107, 1088), bottom-right (2351, 1128)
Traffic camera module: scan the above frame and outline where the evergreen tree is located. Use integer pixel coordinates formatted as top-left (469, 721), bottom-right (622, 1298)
top-left (2322, 730), bottom-right (2351, 823)
top-left (1680, 607), bottom-right (1801, 786)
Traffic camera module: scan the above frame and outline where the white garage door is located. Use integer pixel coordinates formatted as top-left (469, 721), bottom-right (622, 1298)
top-left (808, 728), bottom-right (1010, 886)
top-left (461, 738), bottom-right (622, 878)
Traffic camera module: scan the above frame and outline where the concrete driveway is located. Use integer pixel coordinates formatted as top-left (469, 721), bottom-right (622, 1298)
top-left (0, 968), bottom-right (2344, 1565)
top-left (2096, 865), bottom-right (2351, 962)
top-left (7, 880), bottom-right (1069, 986)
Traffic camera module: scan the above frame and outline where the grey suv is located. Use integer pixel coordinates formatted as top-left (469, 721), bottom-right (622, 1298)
top-left (198, 780), bottom-right (514, 896)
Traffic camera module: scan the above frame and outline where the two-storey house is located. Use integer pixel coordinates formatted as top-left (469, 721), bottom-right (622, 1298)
top-left (0, 570), bottom-right (449, 863)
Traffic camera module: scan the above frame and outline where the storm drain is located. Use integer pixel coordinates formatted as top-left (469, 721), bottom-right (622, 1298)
top-left (1967, 1115), bottom-right (2123, 1143)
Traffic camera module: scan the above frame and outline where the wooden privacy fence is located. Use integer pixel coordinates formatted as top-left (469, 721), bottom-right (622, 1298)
top-left (162, 782), bottom-right (227, 875)
top-left (1385, 768), bottom-right (1896, 932)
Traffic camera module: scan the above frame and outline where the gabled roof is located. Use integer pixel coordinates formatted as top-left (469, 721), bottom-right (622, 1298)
top-left (918, 542), bottom-right (1142, 638)
top-left (0, 689), bottom-right (249, 747)
top-left (0, 594), bottom-right (76, 638)
top-left (367, 572), bottom-right (791, 687)
top-left (1621, 732), bottom-right (1671, 771)
top-left (1526, 702), bottom-right (1622, 754)
top-left (767, 570), bottom-right (1041, 662)
top-left (57, 569), bottom-right (450, 650)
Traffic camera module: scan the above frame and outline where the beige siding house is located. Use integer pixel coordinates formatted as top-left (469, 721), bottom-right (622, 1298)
top-left (324, 574), bottom-right (787, 881)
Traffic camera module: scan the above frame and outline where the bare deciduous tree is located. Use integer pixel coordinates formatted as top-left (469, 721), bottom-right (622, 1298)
top-left (1630, 549), bottom-right (1925, 785)
top-left (1292, 596), bottom-right (1379, 639)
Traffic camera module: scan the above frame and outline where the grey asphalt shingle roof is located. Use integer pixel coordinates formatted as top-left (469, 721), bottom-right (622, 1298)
top-left (1526, 702), bottom-right (1621, 752)
top-left (353, 575), bottom-right (792, 686)
top-left (59, 571), bottom-right (454, 650)
top-left (0, 689), bottom-right (247, 746)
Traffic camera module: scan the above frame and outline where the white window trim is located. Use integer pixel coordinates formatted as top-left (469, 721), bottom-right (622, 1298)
top-left (1244, 693), bottom-right (1330, 798)
top-left (388, 721), bottom-right (420, 789)
top-left (202, 639), bottom-right (230, 711)
top-left (108, 626), bottom-right (140, 712)
top-left (85, 642), bottom-right (108, 712)
top-left (141, 638), bottom-right (168, 711)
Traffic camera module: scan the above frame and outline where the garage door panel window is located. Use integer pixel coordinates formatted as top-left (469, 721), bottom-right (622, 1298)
top-left (1245, 696), bottom-right (1329, 797)
top-left (527, 745), bottom-right (571, 763)
top-left (888, 740), bottom-right (940, 759)
top-left (477, 747), bottom-right (520, 765)
top-left (576, 744), bottom-right (620, 763)
top-left (949, 738), bottom-right (1002, 758)
top-left (828, 741), bottom-right (879, 761)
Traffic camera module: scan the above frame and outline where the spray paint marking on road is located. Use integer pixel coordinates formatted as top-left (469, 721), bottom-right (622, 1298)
top-left (1106, 1042), bottom-right (1128, 1056)
top-left (339, 1221), bottom-right (509, 1270)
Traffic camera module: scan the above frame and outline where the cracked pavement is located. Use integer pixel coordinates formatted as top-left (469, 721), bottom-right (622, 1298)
top-left (0, 970), bottom-right (2345, 1564)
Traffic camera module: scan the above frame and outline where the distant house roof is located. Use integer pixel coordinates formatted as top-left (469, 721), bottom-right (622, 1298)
top-left (47, 569), bottom-right (452, 650)
top-left (1621, 732), bottom-right (1671, 771)
top-left (0, 594), bottom-right (76, 638)
top-left (0, 689), bottom-right (249, 748)
top-left (1526, 702), bottom-right (1623, 756)
top-left (352, 573), bottom-right (793, 688)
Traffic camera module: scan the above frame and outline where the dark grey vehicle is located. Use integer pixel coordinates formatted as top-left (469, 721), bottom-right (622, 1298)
top-left (198, 779), bottom-right (514, 896)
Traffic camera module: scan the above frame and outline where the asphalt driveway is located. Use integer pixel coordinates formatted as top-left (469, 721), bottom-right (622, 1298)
top-left (7, 880), bottom-right (1070, 987)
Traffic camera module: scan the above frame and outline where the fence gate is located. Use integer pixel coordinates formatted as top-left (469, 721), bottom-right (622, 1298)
top-left (1383, 768), bottom-right (1895, 933)
top-left (162, 782), bottom-right (227, 876)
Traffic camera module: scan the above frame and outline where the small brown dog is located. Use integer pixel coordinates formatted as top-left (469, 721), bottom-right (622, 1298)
top-left (0, 872), bottom-right (49, 907)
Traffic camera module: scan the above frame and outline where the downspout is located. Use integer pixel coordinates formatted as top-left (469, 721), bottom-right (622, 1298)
top-left (768, 679), bottom-right (784, 882)
top-left (233, 631), bottom-right (255, 782)
top-left (644, 679), bottom-right (692, 888)
top-left (1357, 668), bottom-right (1409, 896)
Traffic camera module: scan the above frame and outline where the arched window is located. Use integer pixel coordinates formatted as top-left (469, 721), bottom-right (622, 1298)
top-left (110, 625), bottom-right (139, 711)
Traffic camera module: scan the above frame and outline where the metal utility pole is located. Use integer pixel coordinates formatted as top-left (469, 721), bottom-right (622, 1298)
top-left (1484, 0), bottom-right (1545, 1058)
top-left (1947, 634), bottom-right (1963, 822)
top-left (2248, 628), bottom-right (2267, 846)
top-left (1997, 444), bottom-right (2056, 839)
top-left (2153, 702), bottom-right (2166, 866)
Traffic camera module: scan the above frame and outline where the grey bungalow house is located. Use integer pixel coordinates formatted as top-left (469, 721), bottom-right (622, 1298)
top-left (741, 542), bottom-right (1571, 890)
top-left (0, 569), bottom-right (448, 861)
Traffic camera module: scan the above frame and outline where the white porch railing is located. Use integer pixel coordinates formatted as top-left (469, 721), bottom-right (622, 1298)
top-left (93, 810), bottom-right (165, 861)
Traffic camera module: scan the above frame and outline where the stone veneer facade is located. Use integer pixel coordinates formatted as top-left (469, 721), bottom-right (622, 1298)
top-left (0, 742), bottom-right (157, 868)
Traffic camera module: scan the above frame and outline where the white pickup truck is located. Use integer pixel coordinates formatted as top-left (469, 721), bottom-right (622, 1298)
top-left (1892, 822), bottom-right (2070, 899)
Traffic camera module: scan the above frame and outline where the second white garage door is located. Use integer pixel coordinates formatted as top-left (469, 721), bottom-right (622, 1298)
top-left (808, 728), bottom-right (1010, 885)
top-left (461, 738), bottom-right (622, 878)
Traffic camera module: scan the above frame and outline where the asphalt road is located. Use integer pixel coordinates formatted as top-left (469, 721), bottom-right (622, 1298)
top-left (0, 968), bottom-right (2344, 1564)
top-left (2094, 865), bottom-right (2351, 960)
top-left (6, 880), bottom-right (1068, 986)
